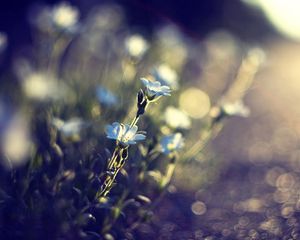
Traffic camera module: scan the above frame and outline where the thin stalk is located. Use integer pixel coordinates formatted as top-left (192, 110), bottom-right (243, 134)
top-left (182, 122), bottom-right (222, 161)
top-left (107, 146), bottom-right (120, 169)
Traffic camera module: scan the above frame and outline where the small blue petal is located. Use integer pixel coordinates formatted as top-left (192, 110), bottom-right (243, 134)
top-left (96, 86), bottom-right (118, 106)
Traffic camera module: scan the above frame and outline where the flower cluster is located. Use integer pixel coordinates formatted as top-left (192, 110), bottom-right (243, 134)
top-left (100, 78), bottom-right (175, 197)
top-left (0, 2), bottom-right (258, 239)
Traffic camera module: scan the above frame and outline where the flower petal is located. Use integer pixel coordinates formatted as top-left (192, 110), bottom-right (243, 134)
top-left (134, 133), bottom-right (146, 141)
top-left (141, 78), bottom-right (149, 86)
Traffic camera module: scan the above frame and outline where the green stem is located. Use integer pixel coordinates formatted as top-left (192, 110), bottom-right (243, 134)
top-left (130, 115), bottom-right (140, 128)
top-left (160, 162), bottom-right (176, 189)
top-left (107, 146), bottom-right (119, 170)
top-left (182, 122), bottom-right (222, 160)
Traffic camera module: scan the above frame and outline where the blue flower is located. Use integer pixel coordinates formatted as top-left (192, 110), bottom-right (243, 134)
top-left (52, 118), bottom-right (85, 140)
top-left (159, 133), bottom-right (184, 155)
top-left (151, 64), bottom-right (178, 90)
top-left (106, 122), bottom-right (146, 147)
top-left (96, 86), bottom-right (118, 106)
top-left (141, 78), bottom-right (171, 101)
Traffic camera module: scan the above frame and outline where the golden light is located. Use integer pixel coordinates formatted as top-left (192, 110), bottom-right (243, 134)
top-left (52, 2), bottom-right (79, 29)
top-left (1, 115), bottom-right (32, 167)
top-left (179, 88), bottom-right (210, 119)
top-left (243, 0), bottom-right (300, 40)
top-left (125, 34), bottom-right (149, 58)
top-left (191, 201), bottom-right (207, 215)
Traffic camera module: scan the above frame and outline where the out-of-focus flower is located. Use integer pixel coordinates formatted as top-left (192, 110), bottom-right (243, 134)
top-left (22, 72), bottom-right (57, 100)
top-left (155, 25), bottom-right (188, 69)
top-left (53, 118), bottom-right (85, 141)
top-left (125, 34), bottom-right (149, 59)
top-left (210, 101), bottom-right (250, 120)
top-left (222, 101), bottom-right (250, 117)
top-left (141, 78), bottom-right (171, 101)
top-left (106, 122), bottom-right (146, 147)
top-left (159, 133), bottom-right (184, 155)
top-left (51, 2), bottom-right (79, 30)
top-left (30, 2), bottom-right (79, 33)
top-left (96, 86), bottom-right (118, 106)
top-left (164, 106), bottom-right (191, 129)
top-left (151, 64), bottom-right (178, 90)
top-left (21, 71), bottom-right (69, 101)
top-left (0, 32), bottom-right (7, 53)
top-left (1, 114), bottom-right (32, 168)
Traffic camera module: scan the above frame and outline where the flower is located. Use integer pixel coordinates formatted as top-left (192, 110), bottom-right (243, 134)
top-left (51, 2), bottom-right (79, 30)
top-left (53, 118), bottom-right (85, 137)
top-left (1, 114), bottom-right (32, 168)
top-left (96, 86), bottom-right (118, 106)
top-left (31, 2), bottom-right (79, 33)
top-left (141, 78), bottom-right (171, 101)
top-left (151, 64), bottom-right (178, 90)
top-left (159, 133), bottom-right (184, 155)
top-left (21, 71), bottom-right (69, 101)
top-left (210, 101), bottom-right (250, 121)
top-left (125, 34), bottom-right (149, 59)
top-left (52, 118), bottom-right (86, 142)
top-left (106, 122), bottom-right (146, 147)
top-left (164, 106), bottom-right (191, 129)
top-left (221, 101), bottom-right (250, 117)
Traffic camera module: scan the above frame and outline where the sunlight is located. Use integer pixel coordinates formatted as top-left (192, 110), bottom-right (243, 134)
top-left (243, 0), bottom-right (300, 40)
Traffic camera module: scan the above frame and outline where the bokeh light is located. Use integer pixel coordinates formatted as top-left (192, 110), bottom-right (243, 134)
top-left (179, 88), bottom-right (211, 119)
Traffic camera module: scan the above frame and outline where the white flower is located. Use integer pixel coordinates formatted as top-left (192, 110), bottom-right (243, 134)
top-left (96, 86), bottom-right (118, 106)
top-left (53, 118), bottom-right (85, 138)
top-left (51, 2), bottom-right (79, 30)
top-left (29, 3), bottom-right (79, 33)
top-left (222, 101), bottom-right (250, 117)
top-left (1, 113), bottom-right (32, 168)
top-left (141, 78), bottom-right (171, 101)
top-left (159, 133), bottom-right (184, 155)
top-left (164, 106), bottom-right (191, 129)
top-left (106, 122), bottom-right (146, 146)
top-left (125, 34), bottom-right (149, 58)
top-left (151, 64), bottom-right (178, 90)
top-left (21, 71), bottom-right (67, 101)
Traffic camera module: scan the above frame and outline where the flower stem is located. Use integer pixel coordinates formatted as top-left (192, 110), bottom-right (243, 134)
top-left (160, 155), bottom-right (177, 188)
top-left (107, 146), bottom-right (119, 169)
top-left (182, 122), bottom-right (222, 160)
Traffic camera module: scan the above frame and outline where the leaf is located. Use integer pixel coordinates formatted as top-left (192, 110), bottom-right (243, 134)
top-left (146, 170), bottom-right (162, 183)
top-left (138, 144), bottom-right (148, 157)
top-left (136, 195), bottom-right (151, 204)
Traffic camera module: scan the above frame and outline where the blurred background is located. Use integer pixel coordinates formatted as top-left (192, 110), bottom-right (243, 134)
top-left (1, 0), bottom-right (300, 239)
